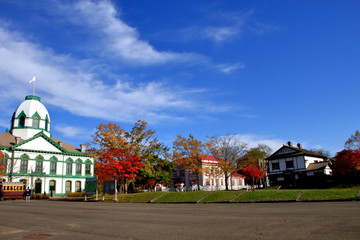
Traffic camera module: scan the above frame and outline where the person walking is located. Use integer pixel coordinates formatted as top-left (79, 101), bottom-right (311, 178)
top-left (25, 187), bottom-right (31, 203)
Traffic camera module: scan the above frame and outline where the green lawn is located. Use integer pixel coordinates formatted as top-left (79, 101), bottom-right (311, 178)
top-left (234, 190), bottom-right (300, 202)
top-left (103, 191), bottom-right (165, 203)
top-left (154, 191), bottom-right (208, 203)
top-left (299, 189), bottom-right (359, 201)
top-left (199, 191), bottom-right (242, 203)
top-left (97, 188), bottom-right (359, 203)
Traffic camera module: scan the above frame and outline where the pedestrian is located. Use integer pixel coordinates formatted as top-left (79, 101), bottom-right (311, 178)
top-left (0, 187), bottom-right (4, 201)
top-left (25, 187), bottom-right (31, 203)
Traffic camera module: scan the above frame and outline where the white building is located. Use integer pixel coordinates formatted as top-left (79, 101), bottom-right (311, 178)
top-left (173, 155), bottom-right (245, 191)
top-left (266, 142), bottom-right (332, 188)
top-left (0, 95), bottom-right (94, 195)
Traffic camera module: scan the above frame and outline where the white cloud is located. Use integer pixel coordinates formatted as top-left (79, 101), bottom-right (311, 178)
top-left (53, 125), bottom-right (92, 139)
top-left (0, 25), bottom-right (198, 123)
top-left (234, 134), bottom-right (285, 152)
top-left (216, 62), bottom-right (245, 73)
top-left (61, 0), bottom-right (200, 65)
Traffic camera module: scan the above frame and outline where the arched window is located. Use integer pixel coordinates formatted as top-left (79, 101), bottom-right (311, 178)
top-left (66, 158), bottom-right (73, 175)
top-left (75, 181), bottom-right (81, 192)
top-left (45, 117), bottom-right (49, 131)
top-left (65, 181), bottom-right (72, 193)
top-left (19, 116), bottom-right (26, 128)
top-left (75, 159), bottom-right (82, 175)
top-left (32, 117), bottom-right (39, 128)
top-left (50, 156), bottom-right (58, 174)
top-left (35, 155), bottom-right (44, 173)
top-left (20, 154), bottom-right (29, 173)
top-left (85, 160), bottom-right (92, 175)
top-left (49, 180), bottom-right (56, 193)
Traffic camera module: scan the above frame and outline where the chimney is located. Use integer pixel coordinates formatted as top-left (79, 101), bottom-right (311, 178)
top-left (80, 144), bottom-right (86, 153)
top-left (15, 137), bottom-right (21, 144)
top-left (58, 141), bottom-right (63, 147)
top-left (287, 141), bottom-right (292, 147)
top-left (297, 143), bottom-right (301, 148)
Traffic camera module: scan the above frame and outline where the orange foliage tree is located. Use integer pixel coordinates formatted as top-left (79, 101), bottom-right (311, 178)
top-left (172, 134), bottom-right (205, 190)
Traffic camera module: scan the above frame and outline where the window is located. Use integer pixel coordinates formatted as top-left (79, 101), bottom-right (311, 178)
top-left (35, 156), bottom-right (44, 173)
top-left (75, 181), bottom-right (81, 192)
top-left (19, 116), bottom-right (25, 127)
top-left (65, 181), bottom-right (72, 193)
top-left (20, 154), bottom-right (29, 173)
top-left (85, 160), bottom-right (91, 175)
top-left (76, 159), bottom-right (82, 175)
top-left (50, 157), bottom-right (57, 174)
top-left (45, 117), bottom-right (49, 131)
top-left (286, 160), bottom-right (294, 169)
top-left (32, 117), bottom-right (39, 128)
top-left (66, 159), bottom-right (73, 175)
top-left (272, 162), bottom-right (280, 170)
top-left (49, 180), bottom-right (56, 192)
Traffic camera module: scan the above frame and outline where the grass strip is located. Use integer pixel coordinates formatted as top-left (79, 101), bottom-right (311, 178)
top-left (234, 190), bottom-right (300, 202)
top-left (154, 191), bottom-right (208, 203)
top-left (299, 189), bottom-right (359, 201)
top-left (199, 191), bottom-right (242, 203)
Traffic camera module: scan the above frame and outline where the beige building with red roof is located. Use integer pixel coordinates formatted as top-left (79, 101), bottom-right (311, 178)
top-left (173, 155), bottom-right (245, 191)
top-left (0, 95), bottom-right (94, 195)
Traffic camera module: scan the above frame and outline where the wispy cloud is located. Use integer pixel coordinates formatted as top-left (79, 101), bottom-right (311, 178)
top-left (53, 125), bottom-right (92, 140)
top-left (234, 134), bottom-right (285, 152)
top-left (57, 0), bottom-right (202, 65)
top-left (216, 62), bottom-right (245, 73)
top-left (0, 22), bottom-right (223, 124)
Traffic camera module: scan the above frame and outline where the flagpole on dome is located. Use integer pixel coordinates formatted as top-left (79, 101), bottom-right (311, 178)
top-left (29, 76), bottom-right (36, 96)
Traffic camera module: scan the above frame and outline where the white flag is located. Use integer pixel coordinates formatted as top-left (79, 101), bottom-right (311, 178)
top-left (29, 76), bottom-right (36, 83)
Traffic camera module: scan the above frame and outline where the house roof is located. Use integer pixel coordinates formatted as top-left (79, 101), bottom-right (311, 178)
top-left (306, 161), bottom-right (330, 171)
top-left (0, 131), bottom-right (82, 154)
top-left (266, 145), bottom-right (328, 161)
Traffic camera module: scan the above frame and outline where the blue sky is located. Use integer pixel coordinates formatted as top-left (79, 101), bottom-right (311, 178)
top-left (0, 0), bottom-right (359, 155)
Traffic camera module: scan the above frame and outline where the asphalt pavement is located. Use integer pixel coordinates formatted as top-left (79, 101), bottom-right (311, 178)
top-left (0, 200), bottom-right (359, 240)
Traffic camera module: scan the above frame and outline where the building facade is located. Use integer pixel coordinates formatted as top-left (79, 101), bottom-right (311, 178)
top-left (266, 142), bottom-right (332, 188)
top-left (0, 95), bottom-right (94, 195)
top-left (172, 155), bottom-right (245, 191)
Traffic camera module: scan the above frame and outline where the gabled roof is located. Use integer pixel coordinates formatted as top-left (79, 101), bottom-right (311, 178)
top-left (0, 131), bottom-right (24, 147)
top-left (266, 145), bottom-right (328, 160)
top-left (306, 161), bottom-right (330, 171)
top-left (0, 131), bottom-right (84, 155)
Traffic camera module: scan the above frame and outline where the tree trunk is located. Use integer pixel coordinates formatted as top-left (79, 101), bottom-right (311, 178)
top-left (196, 173), bottom-right (201, 191)
top-left (224, 174), bottom-right (229, 191)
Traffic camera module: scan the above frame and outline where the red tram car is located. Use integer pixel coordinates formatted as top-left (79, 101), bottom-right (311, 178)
top-left (0, 182), bottom-right (25, 199)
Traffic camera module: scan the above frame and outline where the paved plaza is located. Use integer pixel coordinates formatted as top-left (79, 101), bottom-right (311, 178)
top-left (0, 200), bottom-right (359, 240)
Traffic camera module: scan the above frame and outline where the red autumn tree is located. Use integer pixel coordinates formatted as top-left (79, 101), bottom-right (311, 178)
top-left (242, 164), bottom-right (266, 190)
top-left (96, 148), bottom-right (143, 193)
top-left (332, 149), bottom-right (360, 176)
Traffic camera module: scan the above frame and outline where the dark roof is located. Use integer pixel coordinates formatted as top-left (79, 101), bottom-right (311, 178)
top-left (0, 132), bottom-right (24, 146)
top-left (266, 145), bottom-right (328, 160)
top-left (306, 161), bottom-right (330, 171)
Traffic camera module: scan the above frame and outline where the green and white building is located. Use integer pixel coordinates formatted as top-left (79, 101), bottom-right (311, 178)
top-left (0, 95), bottom-right (94, 195)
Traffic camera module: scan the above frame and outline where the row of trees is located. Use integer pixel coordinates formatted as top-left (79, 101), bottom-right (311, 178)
top-left (90, 121), bottom-right (270, 193)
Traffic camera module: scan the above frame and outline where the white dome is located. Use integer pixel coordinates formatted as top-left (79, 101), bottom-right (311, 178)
top-left (11, 95), bottom-right (51, 140)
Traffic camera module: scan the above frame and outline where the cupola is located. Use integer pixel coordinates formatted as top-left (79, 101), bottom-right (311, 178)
top-left (10, 95), bottom-right (51, 140)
